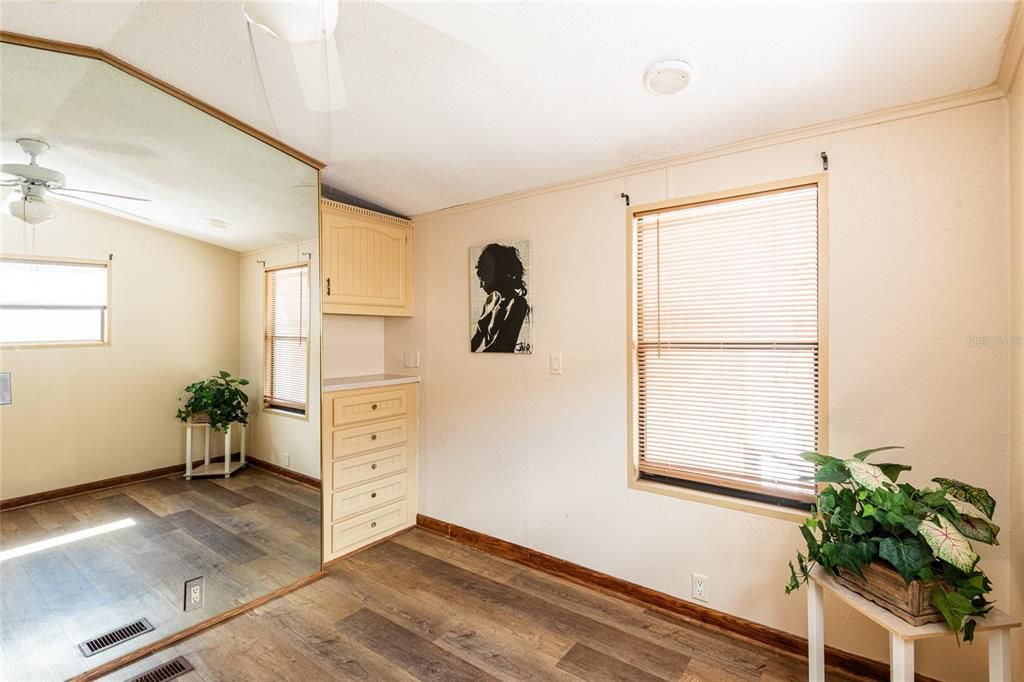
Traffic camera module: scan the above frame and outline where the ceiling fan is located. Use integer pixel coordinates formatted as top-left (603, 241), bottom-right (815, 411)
top-left (242, 1), bottom-right (542, 114)
top-left (0, 138), bottom-right (151, 225)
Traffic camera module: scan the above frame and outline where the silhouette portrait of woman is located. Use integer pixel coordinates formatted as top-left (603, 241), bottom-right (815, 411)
top-left (471, 243), bottom-right (530, 353)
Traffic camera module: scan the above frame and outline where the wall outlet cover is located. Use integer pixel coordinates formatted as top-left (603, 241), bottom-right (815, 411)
top-left (692, 573), bottom-right (708, 603)
top-left (184, 576), bottom-right (204, 612)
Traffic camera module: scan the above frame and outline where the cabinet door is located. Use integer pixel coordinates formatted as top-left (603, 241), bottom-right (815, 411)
top-left (322, 206), bottom-right (412, 315)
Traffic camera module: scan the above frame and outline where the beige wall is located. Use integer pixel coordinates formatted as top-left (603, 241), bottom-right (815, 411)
top-left (396, 99), bottom-right (1013, 681)
top-left (1008, 56), bottom-right (1024, 679)
top-left (239, 240), bottom-right (322, 480)
top-left (323, 315), bottom-right (388, 379)
top-left (0, 202), bottom-right (240, 499)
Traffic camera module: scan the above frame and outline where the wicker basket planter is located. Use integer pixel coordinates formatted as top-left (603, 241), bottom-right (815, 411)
top-left (835, 561), bottom-right (946, 626)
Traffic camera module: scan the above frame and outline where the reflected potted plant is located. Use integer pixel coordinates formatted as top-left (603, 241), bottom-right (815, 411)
top-left (175, 370), bottom-right (250, 432)
top-left (785, 446), bottom-right (999, 642)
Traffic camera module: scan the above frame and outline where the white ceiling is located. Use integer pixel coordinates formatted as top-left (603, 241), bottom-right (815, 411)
top-left (0, 1), bottom-right (1017, 216)
top-left (0, 42), bottom-right (319, 252)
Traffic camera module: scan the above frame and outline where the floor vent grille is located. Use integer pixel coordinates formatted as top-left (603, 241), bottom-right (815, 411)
top-left (77, 618), bottom-right (155, 657)
top-left (125, 655), bottom-right (195, 682)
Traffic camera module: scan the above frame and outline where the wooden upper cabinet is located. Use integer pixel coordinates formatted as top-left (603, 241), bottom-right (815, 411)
top-left (321, 199), bottom-right (413, 316)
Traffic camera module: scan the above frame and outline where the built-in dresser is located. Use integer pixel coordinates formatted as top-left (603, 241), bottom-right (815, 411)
top-left (322, 374), bottom-right (419, 563)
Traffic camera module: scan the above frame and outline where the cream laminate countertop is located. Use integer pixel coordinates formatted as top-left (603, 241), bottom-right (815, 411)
top-left (322, 374), bottom-right (421, 392)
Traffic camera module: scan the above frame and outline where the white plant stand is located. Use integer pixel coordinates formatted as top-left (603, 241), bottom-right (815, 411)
top-left (807, 565), bottom-right (1020, 682)
top-left (184, 418), bottom-right (246, 479)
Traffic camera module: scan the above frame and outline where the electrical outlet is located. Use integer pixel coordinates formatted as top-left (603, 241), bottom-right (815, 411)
top-left (692, 573), bottom-right (708, 603)
top-left (404, 349), bottom-right (421, 369)
top-left (184, 576), bottom-right (204, 612)
top-left (284, 452), bottom-right (291, 468)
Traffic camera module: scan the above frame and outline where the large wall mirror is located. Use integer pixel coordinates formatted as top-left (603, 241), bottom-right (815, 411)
top-left (0, 37), bottom-right (323, 680)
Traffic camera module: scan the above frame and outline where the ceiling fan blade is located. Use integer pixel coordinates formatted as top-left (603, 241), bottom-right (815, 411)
top-left (0, 180), bottom-right (22, 187)
top-left (56, 187), bottom-right (151, 202)
top-left (288, 36), bottom-right (347, 112)
top-left (49, 190), bottom-right (152, 222)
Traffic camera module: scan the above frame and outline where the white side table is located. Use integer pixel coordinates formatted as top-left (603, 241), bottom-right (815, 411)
top-left (807, 565), bottom-right (1020, 682)
top-left (184, 418), bottom-right (246, 479)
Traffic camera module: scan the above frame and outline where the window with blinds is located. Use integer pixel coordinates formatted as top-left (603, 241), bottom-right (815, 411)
top-left (263, 263), bottom-right (310, 414)
top-left (632, 183), bottom-right (822, 507)
top-left (0, 257), bottom-right (109, 345)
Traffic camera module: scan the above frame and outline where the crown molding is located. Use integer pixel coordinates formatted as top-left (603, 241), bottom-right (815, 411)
top-left (321, 197), bottom-right (413, 227)
top-left (412, 85), bottom-right (1006, 222)
top-left (998, 2), bottom-right (1024, 93)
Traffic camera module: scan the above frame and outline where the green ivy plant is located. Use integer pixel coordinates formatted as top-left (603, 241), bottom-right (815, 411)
top-left (175, 370), bottom-right (250, 432)
top-left (785, 446), bottom-right (998, 643)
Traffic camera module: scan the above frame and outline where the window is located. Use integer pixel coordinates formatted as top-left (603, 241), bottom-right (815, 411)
top-left (263, 263), bottom-right (310, 415)
top-left (0, 257), bottom-right (110, 345)
top-left (630, 181), bottom-right (824, 508)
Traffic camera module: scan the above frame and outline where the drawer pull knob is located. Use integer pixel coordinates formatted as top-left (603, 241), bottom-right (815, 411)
top-left (371, 434), bottom-right (378, 440)
top-left (372, 404), bottom-right (378, 410)
top-left (371, 463), bottom-right (378, 470)
top-left (371, 521), bottom-right (377, 528)
top-left (371, 492), bottom-right (377, 498)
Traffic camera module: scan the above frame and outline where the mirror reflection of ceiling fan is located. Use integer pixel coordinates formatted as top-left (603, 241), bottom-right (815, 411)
top-left (242, 0), bottom-right (541, 113)
top-left (1, 138), bottom-right (151, 225)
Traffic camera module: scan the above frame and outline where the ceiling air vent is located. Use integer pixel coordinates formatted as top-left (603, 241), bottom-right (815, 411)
top-left (77, 618), bottom-right (155, 657)
top-left (125, 655), bottom-right (196, 682)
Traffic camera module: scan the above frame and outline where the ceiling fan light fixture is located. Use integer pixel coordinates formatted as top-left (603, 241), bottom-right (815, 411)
top-left (644, 59), bottom-right (694, 96)
top-left (7, 194), bottom-right (56, 225)
top-left (242, 1), bottom-right (339, 44)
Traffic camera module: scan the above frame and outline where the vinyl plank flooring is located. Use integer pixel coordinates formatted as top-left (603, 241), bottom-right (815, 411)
top-left (557, 643), bottom-right (664, 682)
top-left (356, 541), bottom-right (691, 680)
top-left (236, 485), bottom-right (320, 527)
top-left (338, 608), bottom-right (498, 682)
top-left (1, 468), bottom-right (320, 682)
top-left (165, 509), bottom-right (267, 564)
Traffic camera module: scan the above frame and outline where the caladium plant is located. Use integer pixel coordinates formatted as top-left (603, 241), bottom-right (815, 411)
top-left (785, 447), bottom-right (998, 642)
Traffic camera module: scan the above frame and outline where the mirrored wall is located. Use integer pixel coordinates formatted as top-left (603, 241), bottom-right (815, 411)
top-left (0, 38), bottom-right (322, 681)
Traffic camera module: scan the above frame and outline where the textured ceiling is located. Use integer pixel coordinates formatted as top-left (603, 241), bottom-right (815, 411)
top-left (0, 1), bottom-right (1016, 216)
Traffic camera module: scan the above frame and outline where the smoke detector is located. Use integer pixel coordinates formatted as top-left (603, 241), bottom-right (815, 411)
top-left (644, 59), bottom-right (694, 95)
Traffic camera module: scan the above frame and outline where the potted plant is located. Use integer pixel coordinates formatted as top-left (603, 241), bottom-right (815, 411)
top-left (785, 446), bottom-right (999, 642)
top-left (175, 370), bottom-right (251, 432)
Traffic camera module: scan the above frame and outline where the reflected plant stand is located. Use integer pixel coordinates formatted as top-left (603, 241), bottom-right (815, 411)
top-left (184, 418), bottom-right (246, 479)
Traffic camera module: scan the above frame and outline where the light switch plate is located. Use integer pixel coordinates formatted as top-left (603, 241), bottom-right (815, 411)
top-left (0, 373), bottom-right (9, 406)
top-left (550, 353), bottom-right (563, 375)
top-left (404, 350), bottom-right (421, 368)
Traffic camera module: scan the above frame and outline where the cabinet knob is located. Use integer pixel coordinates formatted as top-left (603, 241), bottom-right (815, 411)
top-left (371, 463), bottom-right (378, 470)
top-left (371, 404), bottom-right (378, 410)
top-left (371, 492), bottom-right (377, 498)
top-left (371, 434), bottom-right (378, 440)
top-left (371, 521), bottom-right (377, 528)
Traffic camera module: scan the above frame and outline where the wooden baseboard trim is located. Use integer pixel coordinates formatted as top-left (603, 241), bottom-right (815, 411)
top-left (322, 525), bottom-right (416, 570)
top-left (72, 570), bottom-right (326, 682)
top-left (2, 455), bottom-right (321, 511)
top-left (416, 514), bottom-right (939, 682)
top-left (248, 456), bottom-right (321, 490)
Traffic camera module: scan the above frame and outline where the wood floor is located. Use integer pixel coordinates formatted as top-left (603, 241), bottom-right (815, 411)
top-left (106, 528), bottom-right (857, 682)
top-left (0, 468), bottom-right (321, 682)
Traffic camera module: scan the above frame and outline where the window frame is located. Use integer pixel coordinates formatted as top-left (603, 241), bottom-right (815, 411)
top-left (626, 175), bottom-right (829, 521)
top-left (262, 260), bottom-right (311, 420)
top-left (0, 254), bottom-right (112, 349)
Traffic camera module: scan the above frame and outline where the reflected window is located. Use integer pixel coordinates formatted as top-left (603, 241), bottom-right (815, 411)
top-left (0, 257), bottom-right (110, 345)
top-left (263, 263), bottom-right (309, 414)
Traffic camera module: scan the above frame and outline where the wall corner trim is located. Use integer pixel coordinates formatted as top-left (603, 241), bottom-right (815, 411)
top-left (997, 2), bottom-right (1024, 94)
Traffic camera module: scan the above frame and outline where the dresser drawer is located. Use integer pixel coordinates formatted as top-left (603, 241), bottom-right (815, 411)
top-left (331, 499), bottom-right (408, 554)
top-left (331, 445), bottom-right (407, 490)
top-left (331, 472), bottom-right (407, 522)
top-left (332, 418), bottom-right (407, 459)
top-left (332, 387), bottom-right (409, 427)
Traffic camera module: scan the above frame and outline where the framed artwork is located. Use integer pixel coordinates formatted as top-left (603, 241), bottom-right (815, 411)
top-left (469, 238), bottom-right (532, 354)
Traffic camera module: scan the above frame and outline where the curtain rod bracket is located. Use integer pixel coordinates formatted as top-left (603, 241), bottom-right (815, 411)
top-left (820, 151), bottom-right (829, 171)
top-left (620, 192), bottom-right (631, 206)
top-left (302, 252), bottom-right (312, 260)
top-left (256, 259), bottom-right (266, 267)
top-left (108, 253), bottom-right (114, 261)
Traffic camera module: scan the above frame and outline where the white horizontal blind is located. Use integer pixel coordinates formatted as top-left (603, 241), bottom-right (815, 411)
top-left (0, 258), bottom-right (108, 344)
top-left (635, 185), bottom-right (820, 503)
top-left (263, 264), bottom-right (310, 413)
